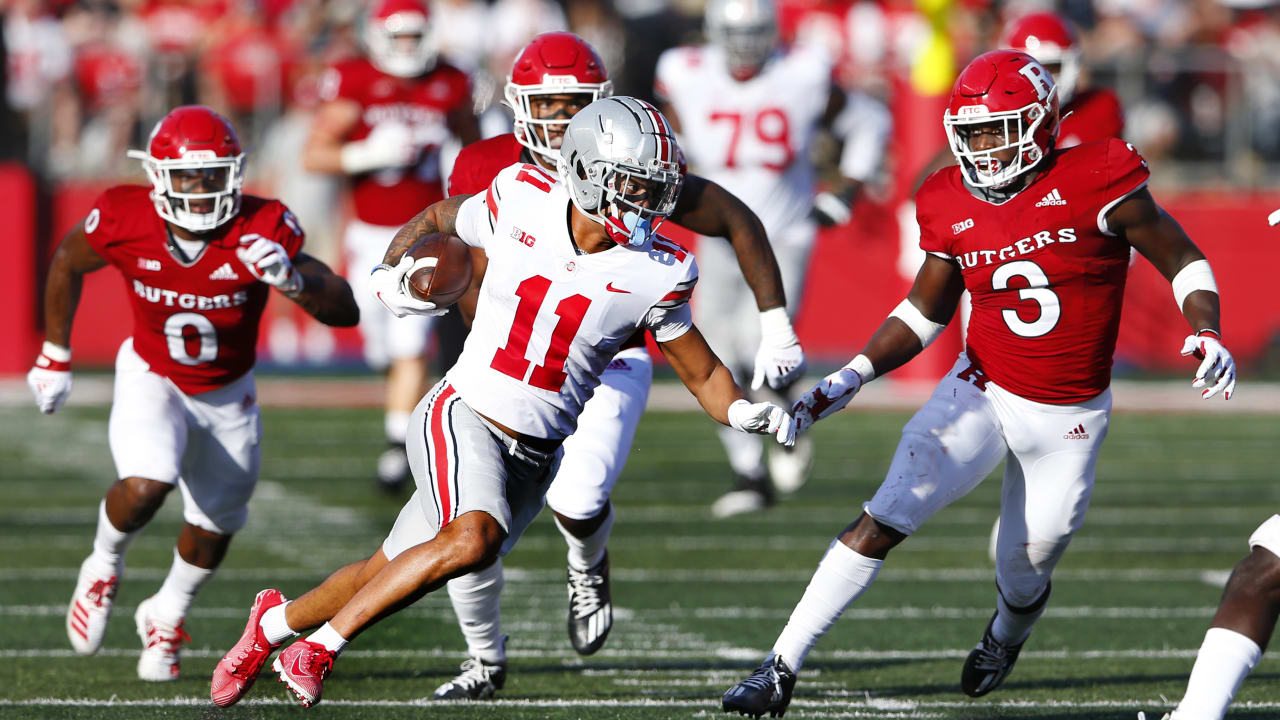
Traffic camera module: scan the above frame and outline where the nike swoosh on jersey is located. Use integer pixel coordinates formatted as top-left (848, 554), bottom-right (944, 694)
top-left (605, 283), bottom-right (631, 294)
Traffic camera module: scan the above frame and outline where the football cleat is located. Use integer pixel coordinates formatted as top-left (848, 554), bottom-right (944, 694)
top-left (66, 557), bottom-right (119, 655)
top-left (134, 596), bottom-right (191, 682)
top-left (376, 443), bottom-right (411, 494)
top-left (767, 433), bottom-right (813, 495)
top-left (711, 474), bottom-right (775, 518)
top-left (211, 588), bottom-right (288, 707)
top-left (961, 612), bottom-right (1025, 697)
top-left (274, 638), bottom-right (336, 708)
top-left (432, 646), bottom-right (507, 700)
top-left (567, 553), bottom-right (612, 655)
top-left (722, 654), bottom-right (797, 718)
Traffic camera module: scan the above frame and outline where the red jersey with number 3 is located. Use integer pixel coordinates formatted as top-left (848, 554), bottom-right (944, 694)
top-left (319, 57), bottom-right (470, 227)
top-left (83, 185), bottom-right (305, 394)
top-left (916, 138), bottom-right (1150, 403)
top-left (1058, 87), bottom-right (1125, 149)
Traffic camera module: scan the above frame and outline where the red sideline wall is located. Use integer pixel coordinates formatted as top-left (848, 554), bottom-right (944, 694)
top-left (2, 177), bottom-right (1277, 375)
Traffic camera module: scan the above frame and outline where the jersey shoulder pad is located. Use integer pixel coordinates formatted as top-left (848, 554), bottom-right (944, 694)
top-left (449, 134), bottom-right (523, 197)
top-left (484, 162), bottom-right (558, 225)
top-left (655, 46), bottom-right (700, 95)
top-left (319, 58), bottom-right (370, 102)
top-left (238, 195), bottom-right (306, 256)
top-left (1103, 136), bottom-right (1149, 192)
top-left (84, 185), bottom-right (153, 250)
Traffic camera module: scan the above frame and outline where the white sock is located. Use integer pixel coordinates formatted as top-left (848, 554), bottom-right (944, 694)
top-left (991, 584), bottom-right (1050, 646)
top-left (149, 548), bottom-right (215, 626)
top-left (555, 508), bottom-right (614, 572)
top-left (772, 540), bottom-right (883, 672)
top-left (1171, 627), bottom-right (1262, 720)
top-left (718, 425), bottom-right (766, 479)
top-left (261, 601), bottom-right (298, 646)
top-left (445, 559), bottom-right (506, 664)
top-left (307, 622), bottom-right (348, 655)
top-left (385, 411), bottom-right (411, 444)
top-left (88, 501), bottom-right (137, 576)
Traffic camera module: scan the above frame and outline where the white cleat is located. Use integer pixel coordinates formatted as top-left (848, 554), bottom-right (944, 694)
top-left (135, 596), bottom-right (190, 682)
top-left (66, 556), bottom-right (119, 655)
top-left (768, 433), bottom-right (813, 495)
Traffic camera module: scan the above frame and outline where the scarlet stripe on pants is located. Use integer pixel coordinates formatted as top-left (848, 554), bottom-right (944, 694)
top-left (422, 382), bottom-right (460, 528)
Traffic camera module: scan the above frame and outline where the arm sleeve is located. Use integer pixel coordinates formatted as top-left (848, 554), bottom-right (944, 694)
top-left (274, 204), bottom-right (307, 258)
top-left (914, 180), bottom-right (951, 258)
top-left (81, 191), bottom-right (119, 257)
top-left (454, 192), bottom-right (491, 250)
top-left (642, 256), bottom-right (699, 342)
top-left (316, 65), bottom-right (354, 103)
top-left (1098, 138), bottom-right (1152, 236)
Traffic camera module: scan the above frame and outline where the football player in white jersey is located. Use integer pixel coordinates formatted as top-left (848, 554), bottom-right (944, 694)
top-left (208, 96), bottom-right (796, 709)
top-left (655, 0), bottom-right (891, 515)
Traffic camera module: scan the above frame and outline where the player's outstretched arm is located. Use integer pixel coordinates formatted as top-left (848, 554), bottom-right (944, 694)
top-left (28, 221), bottom-right (108, 413)
top-left (672, 175), bottom-right (804, 390)
top-left (286, 254), bottom-right (360, 327)
top-left (1109, 187), bottom-right (1235, 399)
top-left (659, 327), bottom-right (795, 446)
top-left (792, 255), bottom-right (964, 432)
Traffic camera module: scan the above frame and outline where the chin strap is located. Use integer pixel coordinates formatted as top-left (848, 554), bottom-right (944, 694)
top-left (604, 211), bottom-right (653, 247)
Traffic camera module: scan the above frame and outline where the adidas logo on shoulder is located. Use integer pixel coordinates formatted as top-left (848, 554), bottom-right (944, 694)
top-left (1035, 188), bottom-right (1067, 207)
top-left (209, 262), bottom-right (240, 281)
top-left (1063, 423), bottom-right (1090, 440)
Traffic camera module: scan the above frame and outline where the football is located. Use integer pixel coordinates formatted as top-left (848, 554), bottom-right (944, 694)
top-left (400, 233), bottom-right (472, 307)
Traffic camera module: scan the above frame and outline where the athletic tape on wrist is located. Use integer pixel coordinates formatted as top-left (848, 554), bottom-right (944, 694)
top-left (888, 299), bottom-right (945, 349)
top-left (1171, 259), bottom-right (1218, 310)
top-left (844, 354), bottom-right (875, 383)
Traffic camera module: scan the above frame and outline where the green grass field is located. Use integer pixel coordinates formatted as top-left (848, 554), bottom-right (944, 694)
top-left (2, 402), bottom-right (1278, 719)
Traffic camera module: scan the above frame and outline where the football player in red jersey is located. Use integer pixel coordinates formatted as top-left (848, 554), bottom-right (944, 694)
top-left (304, 0), bottom-right (480, 494)
top-left (721, 50), bottom-right (1238, 717)
top-left (1001, 11), bottom-right (1124, 148)
top-left (434, 32), bottom-right (804, 698)
top-left (25, 106), bottom-right (358, 682)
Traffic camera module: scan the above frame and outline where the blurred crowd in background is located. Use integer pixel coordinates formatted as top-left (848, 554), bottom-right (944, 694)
top-left (3, 0), bottom-right (1279, 265)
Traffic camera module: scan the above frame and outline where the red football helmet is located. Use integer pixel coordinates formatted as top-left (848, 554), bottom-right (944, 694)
top-left (364, 0), bottom-right (435, 78)
top-left (505, 32), bottom-right (612, 167)
top-left (943, 50), bottom-right (1059, 189)
top-left (1001, 12), bottom-right (1081, 104)
top-left (127, 105), bottom-right (245, 233)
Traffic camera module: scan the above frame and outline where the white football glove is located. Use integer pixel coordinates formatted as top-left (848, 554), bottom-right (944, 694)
top-left (727, 398), bottom-right (797, 447)
top-left (792, 365), bottom-right (865, 433)
top-left (751, 308), bottom-right (807, 391)
top-left (370, 256), bottom-right (447, 318)
top-left (339, 121), bottom-right (417, 174)
top-left (237, 236), bottom-right (302, 295)
top-left (1180, 332), bottom-right (1237, 400)
top-left (27, 343), bottom-right (73, 414)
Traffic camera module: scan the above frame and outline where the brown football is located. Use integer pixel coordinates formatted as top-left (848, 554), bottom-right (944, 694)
top-left (401, 233), bottom-right (473, 307)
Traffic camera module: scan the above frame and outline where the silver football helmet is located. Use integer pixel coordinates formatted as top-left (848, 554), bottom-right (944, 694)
top-left (705, 0), bottom-right (778, 80)
top-left (558, 96), bottom-right (684, 247)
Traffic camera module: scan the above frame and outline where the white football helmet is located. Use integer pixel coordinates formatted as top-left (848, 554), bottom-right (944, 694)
top-left (705, 0), bottom-right (778, 81)
top-left (558, 97), bottom-right (684, 247)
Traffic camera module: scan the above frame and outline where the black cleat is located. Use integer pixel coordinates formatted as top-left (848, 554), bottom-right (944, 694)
top-left (711, 473), bottom-right (775, 518)
top-left (722, 655), bottom-right (796, 718)
top-left (567, 553), bottom-right (612, 655)
top-left (961, 612), bottom-right (1025, 697)
top-left (375, 443), bottom-right (411, 494)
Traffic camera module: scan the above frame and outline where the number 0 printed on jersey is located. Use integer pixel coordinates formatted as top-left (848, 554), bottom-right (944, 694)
top-left (491, 275), bottom-right (593, 391)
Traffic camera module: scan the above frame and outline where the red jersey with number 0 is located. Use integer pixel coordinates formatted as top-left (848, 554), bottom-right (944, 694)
top-left (1058, 87), bottom-right (1125, 149)
top-left (319, 57), bottom-right (470, 227)
top-left (83, 186), bottom-right (305, 394)
top-left (916, 138), bottom-right (1150, 403)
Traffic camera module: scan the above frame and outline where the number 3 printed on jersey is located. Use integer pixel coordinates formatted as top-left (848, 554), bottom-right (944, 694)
top-left (491, 276), bottom-right (592, 391)
top-left (992, 260), bottom-right (1060, 337)
top-left (708, 108), bottom-right (793, 171)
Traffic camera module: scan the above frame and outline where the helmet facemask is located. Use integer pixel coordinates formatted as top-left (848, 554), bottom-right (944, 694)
top-left (710, 21), bottom-right (777, 80)
top-left (944, 94), bottom-right (1054, 189)
top-left (566, 153), bottom-right (682, 247)
top-left (366, 11), bottom-right (436, 78)
top-left (507, 82), bottom-right (612, 167)
top-left (128, 149), bottom-right (245, 233)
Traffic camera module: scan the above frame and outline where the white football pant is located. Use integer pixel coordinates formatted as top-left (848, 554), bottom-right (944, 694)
top-left (344, 218), bottom-right (435, 370)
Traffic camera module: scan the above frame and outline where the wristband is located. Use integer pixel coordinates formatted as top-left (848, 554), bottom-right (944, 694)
top-left (758, 307), bottom-right (796, 340)
top-left (845, 353), bottom-right (875, 383)
top-left (1195, 329), bottom-right (1221, 341)
top-left (37, 341), bottom-right (72, 371)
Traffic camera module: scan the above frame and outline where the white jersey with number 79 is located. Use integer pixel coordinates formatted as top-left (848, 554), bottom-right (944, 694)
top-left (448, 162), bottom-right (699, 440)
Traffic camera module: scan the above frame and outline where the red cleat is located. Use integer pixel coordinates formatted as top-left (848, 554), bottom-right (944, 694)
top-left (273, 638), bottom-right (336, 708)
top-left (210, 589), bottom-right (287, 707)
